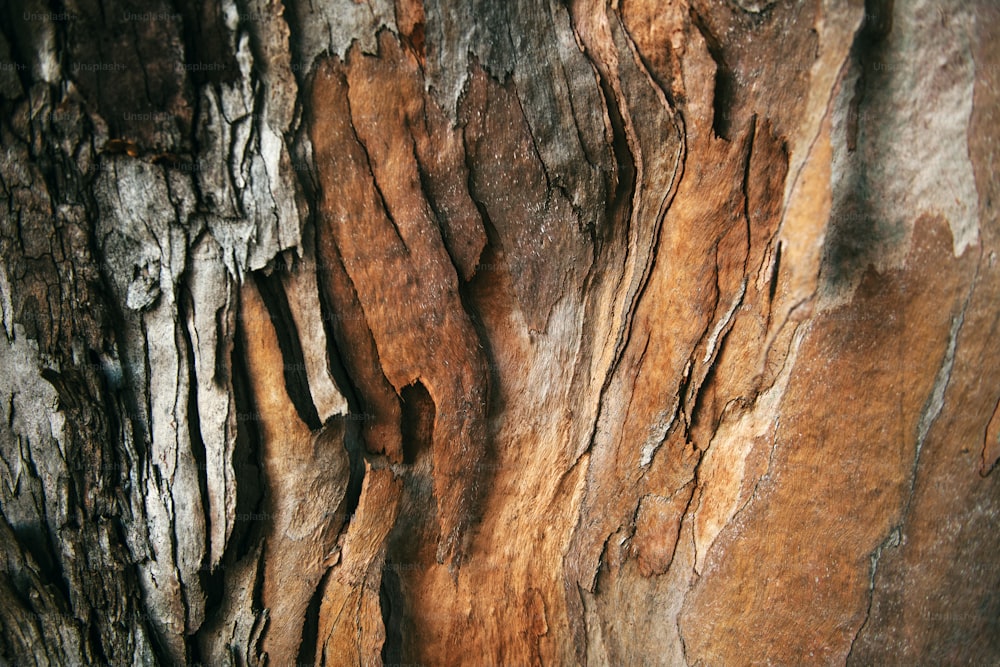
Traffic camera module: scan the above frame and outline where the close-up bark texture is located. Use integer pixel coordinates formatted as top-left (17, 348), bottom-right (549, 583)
top-left (1, 0), bottom-right (998, 664)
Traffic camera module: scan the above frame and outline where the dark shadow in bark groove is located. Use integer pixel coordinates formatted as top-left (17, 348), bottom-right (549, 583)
top-left (400, 380), bottom-right (435, 465)
top-left (178, 282), bottom-right (211, 548)
top-left (307, 242), bottom-right (368, 523)
top-left (227, 307), bottom-right (266, 562)
top-left (689, 5), bottom-right (736, 141)
top-left (295, 568), bottom-right (330, 667)
top-left (821, 0), bottom-right (896, 290)
top-left (252, 271), bottom-right (322, 431)
top-left (380, 563), bottom-right (405, 665)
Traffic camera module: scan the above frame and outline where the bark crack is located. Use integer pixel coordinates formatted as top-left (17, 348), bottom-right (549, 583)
top-left (740, 116), bottom-right (757, 276)
top-left (845, 525), bottom-right (900, 663)
top-left (341, 78), bottom-right (409, 254)
top-left (728, 417), bottom-right (780, 526)
top-left (407, 131), bottom-right (469, 284)
top-left (507, 71), bottom-right (554, 196)
top-left (252, 272), bottom-right (322, 430)
top-left (688, 5), bottom-right (733, 141)
top-left (847, 254), bottom-right (980, 662)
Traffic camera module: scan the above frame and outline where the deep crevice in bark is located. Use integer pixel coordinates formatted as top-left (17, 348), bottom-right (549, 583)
top-left (847, 0), bottom-right (894, 152)
top-left (689, 5), bottom-right (735, 141)
top-left (379, 562), bottom-right (405, 665)
top-left (251, 270), bottom-right (322, 431)
top-left (1, 1), bottom-right (996, 663)
top-left (314, 277), bottom-right (367, 519)
top-left (227, 306), bottom-right (266, 563)
top-left (768, 240), bottom-right (782, 303)
top-left (295, 567), bottom-right (329, 667)
top-left (178, 281), bottom-right (212, 561)
top-left (596, 73), bottom-right (636, 250)
top-left (176, 0), bottom-right (240, 87)
top-left (400, 380), bottom-right (434, 466)
top-left (822, 0), bottom-right (895, 289)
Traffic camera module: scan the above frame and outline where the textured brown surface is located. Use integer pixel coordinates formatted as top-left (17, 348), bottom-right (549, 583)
top-left (0, 0), bottom-right (997, 664)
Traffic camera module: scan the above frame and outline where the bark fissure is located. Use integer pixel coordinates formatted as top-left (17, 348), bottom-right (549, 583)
top-left (846, 524), bottom-right (901, 663)
top-left (252, 272), bottom-right (322, 430)
top-left (342, 75), bottom-right (410, 255)
top-left (1, 0), bottom-right (998, 663)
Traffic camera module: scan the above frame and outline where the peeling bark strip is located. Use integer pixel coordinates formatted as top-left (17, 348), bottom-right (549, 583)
top-left (1, 0), bottom-right (998, 664)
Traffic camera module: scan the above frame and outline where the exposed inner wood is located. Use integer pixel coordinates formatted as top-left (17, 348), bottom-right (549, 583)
top-left (0, 0), bottom-right (997, 664)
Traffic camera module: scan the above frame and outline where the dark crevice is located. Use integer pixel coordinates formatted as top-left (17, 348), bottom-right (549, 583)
top-left (689, 6), bottom-right (736, 141)
top-left (212, 296), bottom-right (231, 388)
top-left (768, 240), bottom-right (782, 303)
top-left (847, 0), bottom-right (894, 152)
top-left (186, 624), bottom-right (205, 666)
top-left (295, 568), bottom-right (330, 667)
top-left (338, 419), bottom-right (366, 527)
top-left (444, 145), bottom-right (500, 470)
top-left (12, 444), bottom-right (64, 603)
top-left (340, 72), bottom-right (410, 254)
top-left (688, 307), bottom-right (742, 437)
top-left (688, 373), bottom-right (715, 437)
top-left (86, 611), bottom-right (109, 666)
top-left (458, 115), bottom-right (533, 496)
top-left (250, 544), bottom-right (268, 635)
top-left (7, 521), bottom-right (58, 600)
top-left (592, 534), bottom-right (611, 596)
top-left (597, 74), bottom-right (636, 251)
top-left (400, 381), bottom-right (435, 465)
top-left (682, 243), bottom-right (724, 420)
top-left (308, 203), bottom-right (375, 517)
top-left (661, 482), bottom-right (695, 576)
top-left (571, 582), bottom-right (589, 666)
top-left (679, 122), bottom-right (754, 429)
top-left (740, 115), bottom-right (757, 272)
top-left (0, 2), bottom-right (33, 96)
top-left (226, 301), bottom-right (266, 562)
top-left (315, 327), bottom-right (367, 530)
top-left (675, 344), bottom-right (701, 435)
top-left (252, 271), bottom-right (322, 431)
top-left (176, 281), bottom-right (229, 640)
top-left (459, 118), bottom-right (505, 280)
top-left (313, 280), bottom-right (367, 520)
top-left (140, 620), bottom-right (173, 667)
top-left (410, 137), bottom-right (470, 283)
top-left (823, 1), bottom-right (894, 288)
top-left (596, 27), bottom-right (685, 416)
top-left (455, 260), bottom-right (501, 472)
top-left (173, 0), bottom-right (239, 88)
top-left (176, 281), bottom-right (211, 564)
top-left (677, 448), bottom-right (707, 585)
top-left (682, 119), bottom-right (756, 427)
top-left (379, 564), bottom-right (405, 665)
top-left (566, 66), bottom-right (641, 467)
top-left (624, 34), bottom-right (679, 112)
top-left (282, 0), bottom-right (309, 86)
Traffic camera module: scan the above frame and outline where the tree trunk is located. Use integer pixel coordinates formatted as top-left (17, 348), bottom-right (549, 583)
top-left (1, 0), bottom-right (998, 664)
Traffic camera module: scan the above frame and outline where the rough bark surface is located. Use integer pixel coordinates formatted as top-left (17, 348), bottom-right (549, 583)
top-left (1, 0), bottom-right (998, 664)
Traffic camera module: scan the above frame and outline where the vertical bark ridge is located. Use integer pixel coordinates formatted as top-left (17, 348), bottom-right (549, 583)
top-left (0, 0), bottom-right (997, 664)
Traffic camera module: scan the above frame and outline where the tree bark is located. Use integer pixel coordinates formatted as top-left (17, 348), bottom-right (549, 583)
top-left (1, 0), bottom-right (998, 664)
